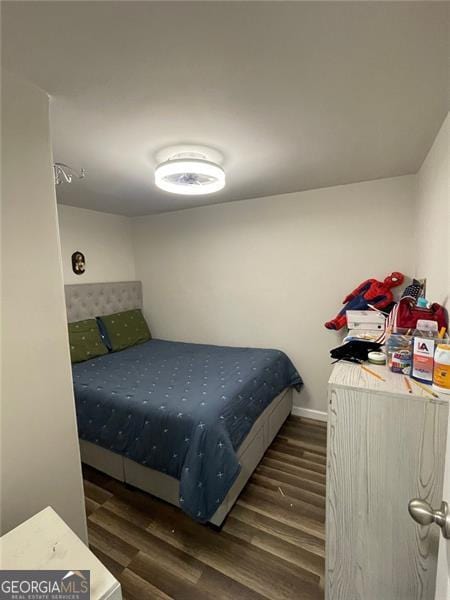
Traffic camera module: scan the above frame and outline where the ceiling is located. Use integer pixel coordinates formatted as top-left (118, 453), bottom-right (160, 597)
top-left (2, 1), bottom-right (449, 216)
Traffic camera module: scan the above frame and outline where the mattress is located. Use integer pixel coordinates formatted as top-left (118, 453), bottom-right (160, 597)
top-left (72, 338), bottom-right (302, 521)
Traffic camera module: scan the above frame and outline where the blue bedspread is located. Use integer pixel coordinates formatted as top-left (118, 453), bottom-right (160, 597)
top-left (72, 339), bottom-right (301, 521)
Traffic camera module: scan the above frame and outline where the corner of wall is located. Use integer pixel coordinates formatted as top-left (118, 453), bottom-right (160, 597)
top-left (2, 71), bottom-right (87, 542)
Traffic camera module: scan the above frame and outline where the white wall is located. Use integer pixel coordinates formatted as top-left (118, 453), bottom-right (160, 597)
top-left (415, 114), bottom-right (449, 600)
top-left (415, 113), bottom-right (449, 307)
top-left (1, 72), bottom-right (87, 541)
top-left (132, 175), bottom-right (416, 413)
top-left (58, 204), bottom-right (136, 284)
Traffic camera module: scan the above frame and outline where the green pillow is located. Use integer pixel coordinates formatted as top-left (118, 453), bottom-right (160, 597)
top-left (99, 309), bottom-right (151, 352)
top-left (68, 319), bottom-right (108, 363)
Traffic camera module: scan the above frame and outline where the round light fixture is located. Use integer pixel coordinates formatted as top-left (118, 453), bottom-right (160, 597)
top-left (155, 153), bottom-right (225, 196)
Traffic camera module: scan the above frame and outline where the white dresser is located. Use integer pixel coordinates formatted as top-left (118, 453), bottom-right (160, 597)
top-left (0, 507), bottom-right (122, 600)
top-left (326, 362), bottom-right (449, 600)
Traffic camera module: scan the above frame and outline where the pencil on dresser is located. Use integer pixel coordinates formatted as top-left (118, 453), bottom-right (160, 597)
top-left (404, 376), bottom-right (412, 393)
top-left (409, 377), bottom-right (440, 398)
top-left (361, 365), bottom-right (386, 382)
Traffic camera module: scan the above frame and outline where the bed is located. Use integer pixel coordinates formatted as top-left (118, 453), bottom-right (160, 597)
top-left (66, 281), bottom-right (302, 526)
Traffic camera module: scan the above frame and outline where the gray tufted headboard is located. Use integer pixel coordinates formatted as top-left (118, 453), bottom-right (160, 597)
top-left (64, 281), bottom-right (143, 322)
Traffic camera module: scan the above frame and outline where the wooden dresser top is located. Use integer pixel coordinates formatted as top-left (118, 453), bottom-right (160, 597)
top-left (329, 361), bottom-right (449, 404)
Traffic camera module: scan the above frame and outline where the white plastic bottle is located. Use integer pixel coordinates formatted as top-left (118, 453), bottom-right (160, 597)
top-left (433, 344), bottom-right (450, 394)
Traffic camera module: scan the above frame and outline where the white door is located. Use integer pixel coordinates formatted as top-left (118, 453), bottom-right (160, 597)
top-left (434, 410), bottom-right (450, 600)
top-left (409, 409), bottom-right (450, 600)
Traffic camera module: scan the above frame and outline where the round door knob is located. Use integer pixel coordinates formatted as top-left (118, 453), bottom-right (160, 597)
top-left (408, 498), bottom-right (450, 539)
top-left (408, 499), bottom-right (435, 526)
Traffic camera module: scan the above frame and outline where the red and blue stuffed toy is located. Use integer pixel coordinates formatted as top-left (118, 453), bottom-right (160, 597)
top-left (325, 272), bottom-right (404, 330)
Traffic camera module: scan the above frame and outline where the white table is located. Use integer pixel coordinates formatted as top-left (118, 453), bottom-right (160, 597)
top-left (0, 506), bottom-right (122, 600)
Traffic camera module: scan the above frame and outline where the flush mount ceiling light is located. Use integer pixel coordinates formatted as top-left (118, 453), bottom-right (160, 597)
top-left (154, 152), bottom-right (225, 196)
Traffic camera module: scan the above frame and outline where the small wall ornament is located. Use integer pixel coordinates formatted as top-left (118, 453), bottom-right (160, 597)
top-left (71, 251), bottom-right (86, 275)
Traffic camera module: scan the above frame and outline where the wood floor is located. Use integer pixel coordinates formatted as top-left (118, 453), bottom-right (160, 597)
top-left (83, 415), bottom-right (327, 600)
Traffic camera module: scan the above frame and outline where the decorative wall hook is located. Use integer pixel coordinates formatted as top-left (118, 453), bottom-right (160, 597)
top-left (54, 163), bottom-right (86, 185)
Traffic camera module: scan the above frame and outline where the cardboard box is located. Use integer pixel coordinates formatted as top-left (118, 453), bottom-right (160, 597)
top-left (346, 310), bottom-right (386, 331)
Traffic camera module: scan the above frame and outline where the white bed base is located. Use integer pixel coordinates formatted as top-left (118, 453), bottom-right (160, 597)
top-left (80, 387), bottom-right (292, 526)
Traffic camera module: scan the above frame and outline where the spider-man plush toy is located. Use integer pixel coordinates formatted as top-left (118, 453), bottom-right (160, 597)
top-left (325, 272), bottom-right (404, 330)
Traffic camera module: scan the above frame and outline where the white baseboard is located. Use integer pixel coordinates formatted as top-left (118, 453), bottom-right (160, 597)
top-left (291, 405), bottom-right (328, 422)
